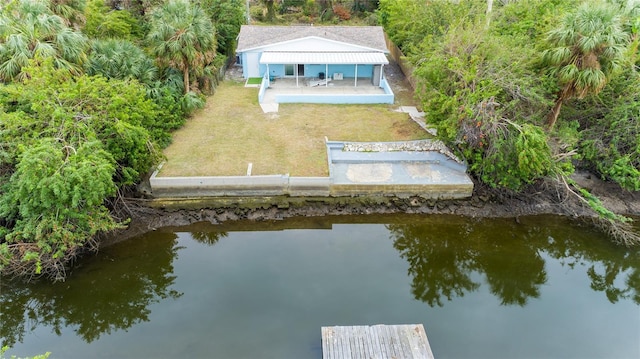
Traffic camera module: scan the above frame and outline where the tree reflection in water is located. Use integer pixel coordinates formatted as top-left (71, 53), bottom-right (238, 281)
top-left (1, 215), bottom-right (637, 352)
top-left (390, 221), bottom-right (480, 307)
top-left (0, 232), bottom-right (183, 348)
top-left (190, 231), bottom-right (228, 246)
top-left (389, 217), bottom-right (640, 307)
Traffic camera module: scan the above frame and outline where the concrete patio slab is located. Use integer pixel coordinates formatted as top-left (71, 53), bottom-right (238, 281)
top-left (326, 140), bottom-right (473, 198)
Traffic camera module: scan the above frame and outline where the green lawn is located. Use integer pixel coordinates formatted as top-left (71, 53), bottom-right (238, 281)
top-left (246, 77), bottom-right (263, 85)
top-left (159, 81), bottom-right (428, 177)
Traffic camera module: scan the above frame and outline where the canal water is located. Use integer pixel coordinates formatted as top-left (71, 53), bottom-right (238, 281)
top-left (2, 215), bottom-right (639, 358)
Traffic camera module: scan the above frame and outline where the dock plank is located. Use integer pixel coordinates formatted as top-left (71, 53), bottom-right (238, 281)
top-left (322, 324), bottom-right (434, 359)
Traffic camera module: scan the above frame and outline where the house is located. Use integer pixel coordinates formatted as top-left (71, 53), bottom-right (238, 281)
top-left (235, 25), bottom-right (394, 105)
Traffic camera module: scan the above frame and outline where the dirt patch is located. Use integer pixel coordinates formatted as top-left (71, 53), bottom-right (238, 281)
top-left (225, 63), bottom-right (244, 81)
top-left (392, 120), bottom-right (418, 137)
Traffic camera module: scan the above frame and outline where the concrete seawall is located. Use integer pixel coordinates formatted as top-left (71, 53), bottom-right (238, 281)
top-left (149, 140), bottom-right (474, 201)
top-left (149, 173), bottom-right (472, 199)
top-left (150, 173), bottom-right (333, 198)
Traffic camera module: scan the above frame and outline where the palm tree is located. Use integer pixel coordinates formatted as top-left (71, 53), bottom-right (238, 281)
top-left (0, 0), bottom-right (88, 82)
top-left (86, 39), bottom-right (157, 86)
top-left (542, 2), bottom-right (628, 130)
top-left (147, 0), bottom-right (216, 94)
top-left (49, 0), bottom-right (86, 27)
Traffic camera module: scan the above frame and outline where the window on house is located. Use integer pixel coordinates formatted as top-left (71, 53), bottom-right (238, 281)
top-left (285, 64), bottom-right (294, 76)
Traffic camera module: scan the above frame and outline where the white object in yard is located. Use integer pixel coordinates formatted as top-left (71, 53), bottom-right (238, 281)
top-left (333, 73), bottom-right (343, 80)
top-left (309, 78), bottom-right (332, 87)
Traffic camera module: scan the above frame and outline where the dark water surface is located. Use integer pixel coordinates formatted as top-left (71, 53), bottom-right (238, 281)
top-left (2, 214), bottom-right (639, 359)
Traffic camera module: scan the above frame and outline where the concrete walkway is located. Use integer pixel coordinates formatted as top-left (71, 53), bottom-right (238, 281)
top-left (396, 106), bottom-right (437, 136)
top-left (259, 102), bottom-right (279, 113)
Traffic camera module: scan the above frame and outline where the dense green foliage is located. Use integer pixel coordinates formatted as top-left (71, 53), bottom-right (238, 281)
top-left (0, 140), bottom-right (118, 279)
top-left (86, 39), bottom-right (158, 86)
top-left (1, 346), bottom-right (50, 359)
top-left (0, 61), bottom-right (164, 279)
top-left (379, 0), bottom-right (482, 54)
top-left (542, 2), bottom-right (629, 129)
top-left (0, 0), bottom-right (88, 81)
top-left (84, 0), bottom-right (142, 40)
top-left (147, 0), bottom-right (217, 94)
top-left (250, 0), bottom-right (379, 24)
top-left (576, 72), bottom-right (640, 191)
top-left (0, 0), bottom-right (240, 280)
top-left (409, 19), bottom-right (553, 190)
top-left (1, 62), bottom-right (160, 183)
top-left (380, 0), bottom-right (638, 194)
top-left (380, 0), bottom-right (639, 245)
top-left (198, 0), bottom-right (246, 54)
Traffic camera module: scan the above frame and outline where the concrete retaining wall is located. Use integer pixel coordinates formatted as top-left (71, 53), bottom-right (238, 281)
top-left (380, 78), bottom-right (394, 98)
top-left (150, 172), bottom-right (332, 198)
top-left (274, 92), bottom-right (394, 104)
top-left (288, 177), bottom-right (331, 197)
top-left (150, 175), bottom-right (290, 197)
top-left (149, 139), bottom-right (474, 200)
top-left (149, 173), bottom-right (473, 200)
top-left (150, 175), bottom-right (472, 200)
top-left (258, 75), bottom-right (268, 102)
top-left (330, 183), bottom-right (474, 199)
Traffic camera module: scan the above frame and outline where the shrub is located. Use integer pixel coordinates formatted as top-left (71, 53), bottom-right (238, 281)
top-left (332, 4), bottom-right (351, 21)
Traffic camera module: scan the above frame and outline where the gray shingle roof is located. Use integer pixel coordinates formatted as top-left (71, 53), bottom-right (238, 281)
top-left (236, 25), bottom-right (388, 52)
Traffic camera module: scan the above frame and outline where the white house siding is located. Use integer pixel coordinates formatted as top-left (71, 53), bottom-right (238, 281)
top-left (244, 52), bottom-right (261, 78)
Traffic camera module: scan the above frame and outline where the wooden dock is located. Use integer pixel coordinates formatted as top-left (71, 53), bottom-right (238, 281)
top-left (321, 324), bottom-right (435, 359)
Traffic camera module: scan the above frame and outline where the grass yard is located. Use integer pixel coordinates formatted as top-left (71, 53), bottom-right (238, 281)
top-left (246, 77), bottom-right (263, 85)
top-left (159, 81), bottom-right (428, 177)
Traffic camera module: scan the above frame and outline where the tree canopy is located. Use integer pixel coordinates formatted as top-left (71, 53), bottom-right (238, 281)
top-left (380, 0), bottom-right (639, 244)
top-left (543, 2), bottom-right (628, 129)
top-left (0, 60), bottom-right (163, 279)
top-left (0, 0), bottom-right (235, 280)
top-left (147, 0), bottom-right (217, 94)
top-left (0, 0), bottom-right (88, 81)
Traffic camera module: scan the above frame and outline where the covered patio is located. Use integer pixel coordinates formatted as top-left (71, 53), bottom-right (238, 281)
top-left (261, 77), bottom-right (388, 104)
top-left (257, 50), bottom-right (394, 105)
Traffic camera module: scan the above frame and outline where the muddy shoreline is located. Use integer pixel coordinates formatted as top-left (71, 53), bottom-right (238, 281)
top-left (106, 171), bottom-right (640, 245)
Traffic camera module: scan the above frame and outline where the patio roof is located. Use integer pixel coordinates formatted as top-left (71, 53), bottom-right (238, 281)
top-left (259, 51), bottom-right (389, 65)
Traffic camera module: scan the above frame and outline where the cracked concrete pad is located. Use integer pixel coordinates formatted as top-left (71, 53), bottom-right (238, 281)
top-left (404, 163), bottom-right (442, 181)
top-left (345, 163), bottom-right (393, 183)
